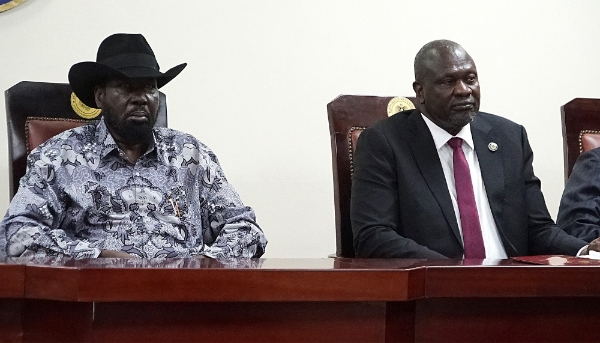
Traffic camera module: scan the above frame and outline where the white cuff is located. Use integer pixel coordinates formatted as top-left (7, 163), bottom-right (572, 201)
top-left (576, 245), bottom-right (589, 257)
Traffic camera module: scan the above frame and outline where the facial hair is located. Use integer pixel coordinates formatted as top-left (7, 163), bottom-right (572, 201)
top-left (102, 106), bottom-right (156, 144)
top-left (449, 111), bottom-right (476, 129)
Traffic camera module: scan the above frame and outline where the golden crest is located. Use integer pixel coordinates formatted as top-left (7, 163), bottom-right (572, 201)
top-left (0, 0), bottom-right (27, 13)
top-left (70, 93), bottom-right (101, 119)
top-left (387, 96), bottom-right (415, 117)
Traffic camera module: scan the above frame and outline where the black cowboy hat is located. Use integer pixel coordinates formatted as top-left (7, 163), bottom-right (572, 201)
top-left (68, 33), bottom-right (187, 108)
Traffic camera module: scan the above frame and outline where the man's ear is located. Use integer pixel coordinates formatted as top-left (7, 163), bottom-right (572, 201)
top-left (412, 81), bottom-right (425, 104)
top-left (94, 85), bottom-right (104, 108)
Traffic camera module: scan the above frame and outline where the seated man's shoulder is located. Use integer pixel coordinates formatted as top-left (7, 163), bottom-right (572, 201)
top-left (477, 111), bottom-right (518, 125)
top-left (369, 108), bottom-right (415, 132)
top-left (154, 127), bottom-right (215, 155)
top-left (582, 146), bottom-right (600, 159)
top-left (476, 111), bottom-right (524, 133)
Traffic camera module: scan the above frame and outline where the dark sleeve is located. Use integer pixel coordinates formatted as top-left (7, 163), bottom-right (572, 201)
top-left (350, 127), bottom-right (446, 259)
top-left (518, 127), bottom-right (587, 255)
top-left (557, 148), bottom-right (600, 243)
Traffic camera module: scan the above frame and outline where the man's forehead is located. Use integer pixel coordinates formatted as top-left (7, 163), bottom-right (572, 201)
top-left (426, 50), bottom-right (476, 75)
top-left (440, 57), bottom-right (476, 73)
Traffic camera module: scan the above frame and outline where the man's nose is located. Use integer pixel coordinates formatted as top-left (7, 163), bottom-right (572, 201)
top-left (453, 80), bottom-right (472, 96)
top-left (130, 88), bottom-right (149, 104)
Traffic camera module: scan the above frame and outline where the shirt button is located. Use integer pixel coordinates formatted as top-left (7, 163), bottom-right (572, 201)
top-left (135, 172), bottom-right (140, 176)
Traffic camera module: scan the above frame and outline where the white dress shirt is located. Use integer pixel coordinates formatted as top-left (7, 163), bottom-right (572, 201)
top-left (422, 114), bottom-right (508, 259)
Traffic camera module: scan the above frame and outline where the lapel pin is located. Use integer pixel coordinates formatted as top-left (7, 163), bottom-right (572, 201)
top-left (488, 142), bottom-right (498, 152)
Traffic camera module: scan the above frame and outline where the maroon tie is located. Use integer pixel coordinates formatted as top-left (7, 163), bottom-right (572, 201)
top-left (447, 137), bottom-right (486, 259)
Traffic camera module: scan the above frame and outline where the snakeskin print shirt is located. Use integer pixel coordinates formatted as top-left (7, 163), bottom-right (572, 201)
top-left (0, 118), bottom-right (267, 259)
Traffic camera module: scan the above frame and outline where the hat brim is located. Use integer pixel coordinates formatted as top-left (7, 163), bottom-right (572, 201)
top-left (68, 62), bottom-right (187, 108)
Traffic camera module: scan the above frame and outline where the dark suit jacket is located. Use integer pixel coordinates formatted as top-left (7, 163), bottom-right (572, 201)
top-left (557, 147), bottom-right (600, 242)
top-left (350, 109), bottom-right (586, 258)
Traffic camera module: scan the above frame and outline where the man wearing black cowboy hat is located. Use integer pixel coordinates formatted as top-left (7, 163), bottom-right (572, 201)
top-left (0, 33), bottom-right (267, 259)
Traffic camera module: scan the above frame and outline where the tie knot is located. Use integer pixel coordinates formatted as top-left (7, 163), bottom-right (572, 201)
top-left (448, 137), bottom-right (463, 149)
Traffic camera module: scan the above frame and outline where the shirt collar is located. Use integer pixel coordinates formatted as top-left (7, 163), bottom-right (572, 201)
top-left (421, 113), bottom-right (474, 151)
top-left (95, 117), bottom-right (118, 158)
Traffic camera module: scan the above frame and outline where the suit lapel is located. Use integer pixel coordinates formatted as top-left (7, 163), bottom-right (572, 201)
top-left (471, 116), bottom-right (512, 251)
top-left (406, 111), bottom-right (462, 244)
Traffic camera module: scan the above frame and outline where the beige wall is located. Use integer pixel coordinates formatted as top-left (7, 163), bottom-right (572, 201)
top-left (1, 0), bottom-right (599, 257)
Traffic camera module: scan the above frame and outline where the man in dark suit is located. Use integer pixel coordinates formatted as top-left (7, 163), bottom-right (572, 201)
top-left (351, 39), bottom-right (599, 259)
top-left (558, 147), bottom-right (600, 242)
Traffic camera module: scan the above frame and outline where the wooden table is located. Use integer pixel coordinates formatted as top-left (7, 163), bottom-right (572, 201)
top-left (1, 257), bottom-right (600, 342)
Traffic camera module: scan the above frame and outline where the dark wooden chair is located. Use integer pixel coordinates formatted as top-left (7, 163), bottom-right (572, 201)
top-left (5, 81), bottom-right (168, 199)
top-left (561, 98), bottom-right (600, 180)
top-left (327, 95), bottom-right (417, 257)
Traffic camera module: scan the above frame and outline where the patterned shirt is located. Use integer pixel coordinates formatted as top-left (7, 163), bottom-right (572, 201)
top-left (0, 118), bottom-right (267, 259)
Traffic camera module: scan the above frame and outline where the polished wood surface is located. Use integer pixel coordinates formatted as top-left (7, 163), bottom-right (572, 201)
top-left (2, 257), bottom-right (600, 342)
top-left (426, 261), bottom-right (600, 297)
top-left (21, 258), bottom-right (425, 302)
top-left (0, 262), bottom-right (24, 298)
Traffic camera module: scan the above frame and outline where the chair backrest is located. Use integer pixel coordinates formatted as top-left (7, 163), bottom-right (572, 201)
top-left (327, 95), bottom-right (417, 257)
top-left (561, 98), bottom-right (600, 180)
top-left (5, 81), bottom-right (168, 199)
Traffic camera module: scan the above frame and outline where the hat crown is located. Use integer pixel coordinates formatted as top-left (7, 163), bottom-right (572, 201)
top-left (69, 33), bottom-right (187, 108)
top-left (96, 33), bottom-right (160, 70)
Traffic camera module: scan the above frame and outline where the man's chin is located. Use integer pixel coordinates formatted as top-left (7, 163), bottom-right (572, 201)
top-left (453, 110), bottom-right (476, 122)
top-left (447, 112), bottom-right (476, 131)
top-left (120, 124), bottom-right (154, 143)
